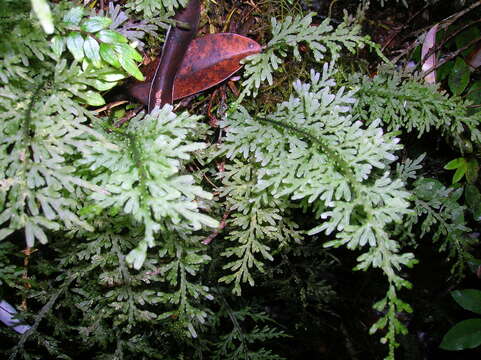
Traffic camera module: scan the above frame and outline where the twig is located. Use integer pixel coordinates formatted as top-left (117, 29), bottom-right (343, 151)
top-left (442, 1), bottom-right (481, 27)
top-left (422, 36), bottom-right (481, 79)
top-left (114, 105), bottom-right (144, 128)
top-left (93, 100), bottom-right (128, 114)
top-left (207, 89), bottom-right (220, 127)
top-left (394, 1), bottom-right (481, 62)
top-left (381, 3), bottom-right (429, 52)
top-left (420, 19), bottom-right (481, 67)
top-left (8, 275), bottom-right (77, 360)
top-left (202, 211), bottom-right (230, 245)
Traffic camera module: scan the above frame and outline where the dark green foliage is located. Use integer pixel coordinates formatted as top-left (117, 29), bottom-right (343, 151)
top-left (353, 68), bottom-right (481, 151)
top-left (440, 289), bottom-right (481, 351)
top-left (1, 1), bottom-right (481, 360)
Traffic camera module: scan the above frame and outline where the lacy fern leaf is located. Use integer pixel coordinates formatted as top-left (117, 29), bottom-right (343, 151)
top-left (353, 68), bottom-right (481, 150)
top-left (80, 106), bottom-right (219, 269)
top-left (220, 64), bottom-right (416, 357)
top-left (241, 13), bottom-right (378, 98)
top-left (0, 81), bottom-right (110, 246)
top-left (125, 0), bottom-right (189, 18)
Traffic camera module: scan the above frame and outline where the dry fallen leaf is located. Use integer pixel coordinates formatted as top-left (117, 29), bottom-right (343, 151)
top-left (147, 0), bottom-right (200, 112)
top-left (421, 24), bottom-right (439, 84)
top-left (129, 33), bottom-right (262, 105)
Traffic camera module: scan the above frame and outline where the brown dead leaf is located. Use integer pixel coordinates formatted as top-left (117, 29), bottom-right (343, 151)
top-left (129, 33), bottom-right (261, 105)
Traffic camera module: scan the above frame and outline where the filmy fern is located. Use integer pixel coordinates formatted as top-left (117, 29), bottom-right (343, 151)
top-left (3, 1), bottom-right (477, 359)
top-left (219, 161), bottom-right (302, 295)
top-left (209, 290), bottom-right (287, 360)
top-left (219, 64), bottom-right (416, 357)
top-left (240, 12), bottom-right (380, 98)
top-left (125, 0), bottom-right (188, 19)
top-left (80, 106), bottom-right (219, 269)
top-left (0, 79), bottom-right (110, 246)
top-left (396, 156), bottom-right (475, 279)
top-left (353, 68), bottom-right (481, 151)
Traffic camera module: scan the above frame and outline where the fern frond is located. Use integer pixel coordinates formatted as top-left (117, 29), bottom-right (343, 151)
top-left (354, 68), bottom-right (481, 150)
top-left (219, 64), bottom-right (416, 355)
top-left (241, 13), bottom-right (377, 98)
top-left (125, 0), bottom-right (189, 19)
top-left (80, 106), bottom-right (219, 269)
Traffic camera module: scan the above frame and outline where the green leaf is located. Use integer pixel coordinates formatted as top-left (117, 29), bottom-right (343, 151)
top-left (465, 184), bottom-right (481, 221)
top-left (118, 55), bottom-right (144, 81)
top-left (0, 228), bottom-right (15, 241)
top-left (114, 43), bottom-right (143, 62)
top-left (50, 35), bottom-right (65, 58)
top-left (453, 166), bottom-right (466, 184)
top-left (444, 158), bottom-right (463, 170)
top-left (99, 43), bottom-right (120, 68)
top-left (83, 36), bottom-right (101, 67)
top-left (452, 289), bottom-right (481, 315)
top-left (455, 26), bottom-right (481, 56)
top-left (66, 32), bottom-right (85, 61)
top-left (63, 6), bottom-right (83, 26)
top-left (466, 158), bottom-right (479, 184)
top-left (440, 319), bottom-right (481, 350)
top-left (97, 29), bottom-right (128, 44)
top-left (81, 16), bottom-right (112, 33)
top-left (437, 61), bottom-right (454, 82)
top-left (78, 90), bottom-right (105, 106)
top-left (444, 158), bottom-right (468, 183)
top-left (468, 258), bottom-right (481, 274)
top-left (31, 0), bottom-right (54, 34)
top-left (467, 81), bottom-right (481, 106)
top-left (448, 57), bottom-right (470, 96)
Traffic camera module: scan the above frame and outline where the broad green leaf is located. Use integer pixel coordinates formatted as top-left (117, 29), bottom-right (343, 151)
top-left (31, 0), bottom-right (54, 34)
top-left (437, 61), bottom-right (453, 82)
top-left (448, 57), bottom-right (470, 96)
top-left (66, 32), bottom-right (85, 61)
top-left (465, 184), bottom-right (481, 221)
top-left (0, 228), bottom-right (15, 241)
top-left (466, 158), bottom-right (479, 184)
top-left (99, 43), bottom-right (120, 68)
top-left (440, 319), bottom-right (481, 350)
top-left (78, 90), bottom-right (105, 106)
top-left (468, 258), bottom-right (481, 274)
top-left (50, 36), bottom-right (65, 58)
top-left (455, 26), bottom-right (481, 56)
top-left (114, 43), bottom-right (143, 62)
top-left (63, 6), bottom-right (83, 26)
top-left (453, 166), bottom-right (466, 184)
top-left (467, 81), bottom-right (481, 106)
top-left (444, 158), bottom-right (463, 170)
top-left (81, 16), bottom-right (112, 33)
top-left (83, 36), bottom-right (101, 67)
top-left (97, 29), bottom-right (128, 44)
top-left (452, 289), bottom-right (481, 315)
top-left (118, 55), bottom-right (144, 81)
